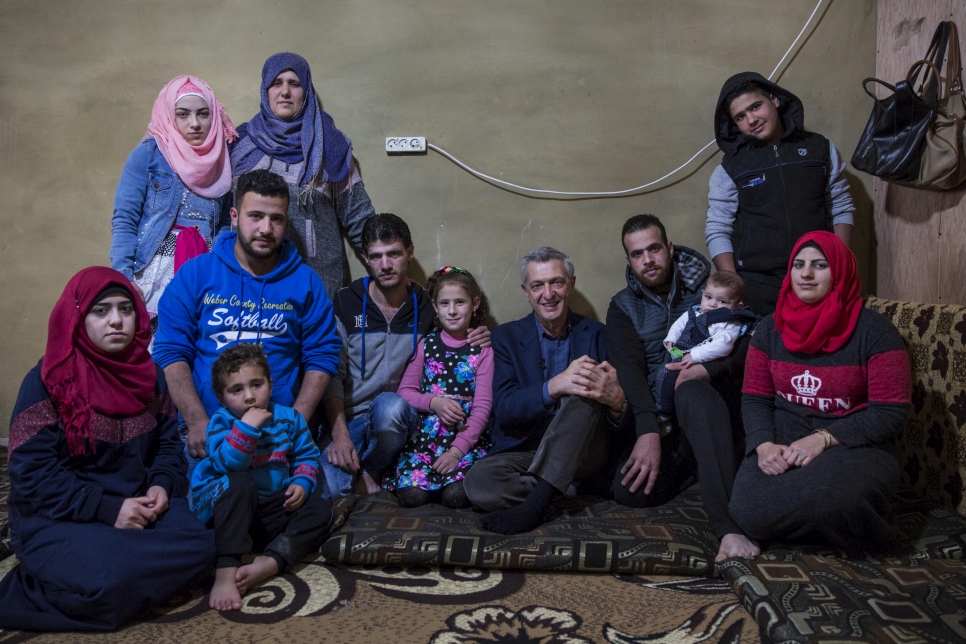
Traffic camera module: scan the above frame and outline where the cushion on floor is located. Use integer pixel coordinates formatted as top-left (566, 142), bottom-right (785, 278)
top-left (320, 489), bottom-right (721, 576)
top-left (0, 519), bottom-right (9, 564)
top-left (720, 553), bottom-right (966, 643)
top-left (717, 493), bottom-right (966, 643)
top-left (893, 487), bottom-right (966, 559)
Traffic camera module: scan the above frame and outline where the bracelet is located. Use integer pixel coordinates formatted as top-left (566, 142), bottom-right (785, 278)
top-left (810, 429), bottom-right (829, 449)
top-left (447, 447), bottom-right (464, 460)
top-left (811, 428), bottom-right (831, 450)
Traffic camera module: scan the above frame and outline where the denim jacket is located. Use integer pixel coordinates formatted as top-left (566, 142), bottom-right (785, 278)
top-left (110, 138), bottom-right (231, 279)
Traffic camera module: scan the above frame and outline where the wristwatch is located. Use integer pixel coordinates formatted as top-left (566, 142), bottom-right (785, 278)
top-left (609, 398), bottom-right (628, 416)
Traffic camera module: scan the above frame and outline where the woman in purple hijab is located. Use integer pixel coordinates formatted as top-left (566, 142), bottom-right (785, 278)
top-left (231, 52), bottom-right (375, 296)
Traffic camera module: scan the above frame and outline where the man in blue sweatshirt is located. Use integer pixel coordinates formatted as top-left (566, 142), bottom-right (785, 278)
top-left (154, 169), bottom-right (341, 460)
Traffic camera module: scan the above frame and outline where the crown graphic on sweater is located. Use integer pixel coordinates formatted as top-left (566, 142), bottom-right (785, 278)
top-left (791, 370), bottom-right (822, 396)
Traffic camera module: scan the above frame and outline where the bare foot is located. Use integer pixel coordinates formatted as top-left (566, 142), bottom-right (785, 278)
top-left (715, 533), bottom-right (761, 563)
top-left (235, 555), bottom-right (279, 595)
top-left (352, 470), bottom-right (382, 496)
top-left (210, 567), bottom-right (242, 611)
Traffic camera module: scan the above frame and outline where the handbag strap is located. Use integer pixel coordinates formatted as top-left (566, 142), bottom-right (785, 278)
top-left (862, 77), bottom-right (897, 102)
top-left (907, 59), bottom-right (943, 99)
top-left (947, 22), bottom-right (963, 96)
top-left (910, 22), bottom-right (950, 102)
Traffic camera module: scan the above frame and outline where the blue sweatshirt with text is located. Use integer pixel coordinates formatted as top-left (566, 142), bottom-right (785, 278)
top-left (153, 233), bottom-right (340, 416)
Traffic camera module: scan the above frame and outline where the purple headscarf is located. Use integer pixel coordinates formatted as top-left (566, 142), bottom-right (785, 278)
top-left (230, 52), bottom-right (353, 186)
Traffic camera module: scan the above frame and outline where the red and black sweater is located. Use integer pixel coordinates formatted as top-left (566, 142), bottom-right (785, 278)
top-left (741, 309), bottom-right (911, 455)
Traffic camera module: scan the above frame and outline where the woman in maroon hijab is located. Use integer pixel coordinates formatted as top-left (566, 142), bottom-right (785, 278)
top-left (0, 267), bottom-right (213, 631)
top-left (728, 232), bottom-right (911, 552)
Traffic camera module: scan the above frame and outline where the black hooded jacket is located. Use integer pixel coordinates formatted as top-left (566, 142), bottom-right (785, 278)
top-left (714, 72), bottom-right (831, 276)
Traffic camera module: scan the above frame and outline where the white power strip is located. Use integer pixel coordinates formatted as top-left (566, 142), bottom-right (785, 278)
top-left (386, 136), bottom-right (427, 153)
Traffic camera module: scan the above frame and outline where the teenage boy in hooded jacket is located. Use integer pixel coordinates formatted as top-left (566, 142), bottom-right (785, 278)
top-left (705, 72), bottom-right (855, 316)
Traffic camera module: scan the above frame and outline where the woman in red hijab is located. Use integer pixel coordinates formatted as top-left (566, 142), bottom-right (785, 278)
top-left (728, 231), bottom-right (911, 552)
top-left (0, 267), bottom-right (214, 632)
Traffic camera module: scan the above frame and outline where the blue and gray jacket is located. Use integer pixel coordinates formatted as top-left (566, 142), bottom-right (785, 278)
top-left (324, 277), bottom-right (434, 421)
top-left (705, 72), bottom-right (854, 276)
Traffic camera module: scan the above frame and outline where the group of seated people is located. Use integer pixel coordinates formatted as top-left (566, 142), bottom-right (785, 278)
top-left (0, 53), bottom-right (911, 632)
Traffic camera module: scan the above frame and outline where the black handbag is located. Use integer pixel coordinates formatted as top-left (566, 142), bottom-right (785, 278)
top-left (851, 23), bottom-right (949, 181)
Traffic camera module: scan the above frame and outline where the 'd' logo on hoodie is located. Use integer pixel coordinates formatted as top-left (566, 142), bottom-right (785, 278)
top-left (354, 315), bottom-right (368, 329)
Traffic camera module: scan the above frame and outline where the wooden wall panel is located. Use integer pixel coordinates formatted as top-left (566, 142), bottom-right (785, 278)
top-left (874, 0), bottom-right (966, 304)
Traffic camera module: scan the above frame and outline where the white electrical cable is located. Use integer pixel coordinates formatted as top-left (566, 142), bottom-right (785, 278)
top-left (425, 0), bottom-right (825, 197)
top-left (427, 140), bottom-right (719, 197)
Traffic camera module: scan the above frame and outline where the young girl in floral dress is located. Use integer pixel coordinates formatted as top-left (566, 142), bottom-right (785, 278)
top-left (387, 267), bottom-right (494, 508)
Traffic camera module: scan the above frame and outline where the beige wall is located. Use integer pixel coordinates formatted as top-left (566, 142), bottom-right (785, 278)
top-left (0, 0), bottom-right (877, 435)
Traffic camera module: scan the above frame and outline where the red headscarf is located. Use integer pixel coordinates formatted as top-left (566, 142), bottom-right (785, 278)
top-left (773, 231), bottom-right (862, 354)
top-left (41, 267), bottom-right (156, 456)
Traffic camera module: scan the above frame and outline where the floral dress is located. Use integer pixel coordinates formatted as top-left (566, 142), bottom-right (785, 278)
top-left (388, 333), bottom-right (490, 491)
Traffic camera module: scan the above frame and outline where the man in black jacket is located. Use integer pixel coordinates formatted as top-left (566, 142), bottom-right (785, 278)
top-left (607, 214), bottom-right (759, 562)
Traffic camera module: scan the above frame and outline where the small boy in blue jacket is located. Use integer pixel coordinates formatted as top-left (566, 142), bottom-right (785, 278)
top-left (190, 344), bottom-right (331, 612)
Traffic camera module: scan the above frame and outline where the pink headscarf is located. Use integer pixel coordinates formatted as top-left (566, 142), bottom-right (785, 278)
top-left (146, 75), bottom-right (238, 199)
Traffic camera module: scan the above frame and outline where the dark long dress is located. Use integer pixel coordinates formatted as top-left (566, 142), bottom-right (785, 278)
top-left (0, 363), bottom-right (214, 631)
top-left (728, 310), bottom-right (911, 551)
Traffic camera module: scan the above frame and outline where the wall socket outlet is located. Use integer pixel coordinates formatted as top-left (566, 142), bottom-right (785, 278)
top-left (386, 136), bottom-right (426, 153)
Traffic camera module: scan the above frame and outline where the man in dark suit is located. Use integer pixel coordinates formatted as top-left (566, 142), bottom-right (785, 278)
top-left (464, 247), bottom-right (628, 534)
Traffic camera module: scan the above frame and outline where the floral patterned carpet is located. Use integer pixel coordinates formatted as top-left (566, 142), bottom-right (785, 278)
top-left (0, 560), bottom-right (760, 643)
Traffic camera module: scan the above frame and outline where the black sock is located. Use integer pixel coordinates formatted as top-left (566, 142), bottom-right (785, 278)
top-left (480, 479), bottom-right (558, 535)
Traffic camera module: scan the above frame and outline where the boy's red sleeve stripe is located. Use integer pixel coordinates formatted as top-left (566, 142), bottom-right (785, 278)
top-left (293, 463), bottom-right (318, 480)
top-left (867, 348), bottom-right (911, 404)
top-left (226, 425), bottom-right (257, 454)
top-left (741, 345), bottom-right (774, 396)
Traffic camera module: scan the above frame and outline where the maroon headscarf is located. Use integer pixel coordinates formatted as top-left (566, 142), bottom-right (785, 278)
top-left (41, 267), bottom-right (156, 456)
top-left (773, 231), bottom-right (862, 354)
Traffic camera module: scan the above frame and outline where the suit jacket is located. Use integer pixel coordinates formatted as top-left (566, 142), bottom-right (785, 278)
top-left (490, 311), bottom-right (608, 454)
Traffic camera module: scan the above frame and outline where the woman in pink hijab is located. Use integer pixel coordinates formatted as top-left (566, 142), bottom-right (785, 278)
top-left (110, 75), bottom-right (237, 343)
